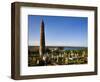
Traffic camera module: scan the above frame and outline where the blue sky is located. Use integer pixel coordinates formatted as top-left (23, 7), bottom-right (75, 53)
top-left (28, 15), bottom-right (88, 47)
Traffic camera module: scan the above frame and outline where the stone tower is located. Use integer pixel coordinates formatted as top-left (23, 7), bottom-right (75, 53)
top-left (39, 20), bottom-right (45, 57)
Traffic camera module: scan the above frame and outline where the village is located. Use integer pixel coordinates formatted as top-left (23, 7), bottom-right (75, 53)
top-left (28, 46), bottom-right (88, 66)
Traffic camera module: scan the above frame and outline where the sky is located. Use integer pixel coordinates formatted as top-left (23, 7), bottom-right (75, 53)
top-left (28, 15), bottom-right (88, 47)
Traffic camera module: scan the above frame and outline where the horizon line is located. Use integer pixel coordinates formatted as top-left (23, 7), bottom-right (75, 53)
top-left (28, 45), bottom-right (87, 48)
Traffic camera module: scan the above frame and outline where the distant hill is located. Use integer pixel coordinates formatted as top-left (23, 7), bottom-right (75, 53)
top-left (28, 46), bottom-right (87, 52)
